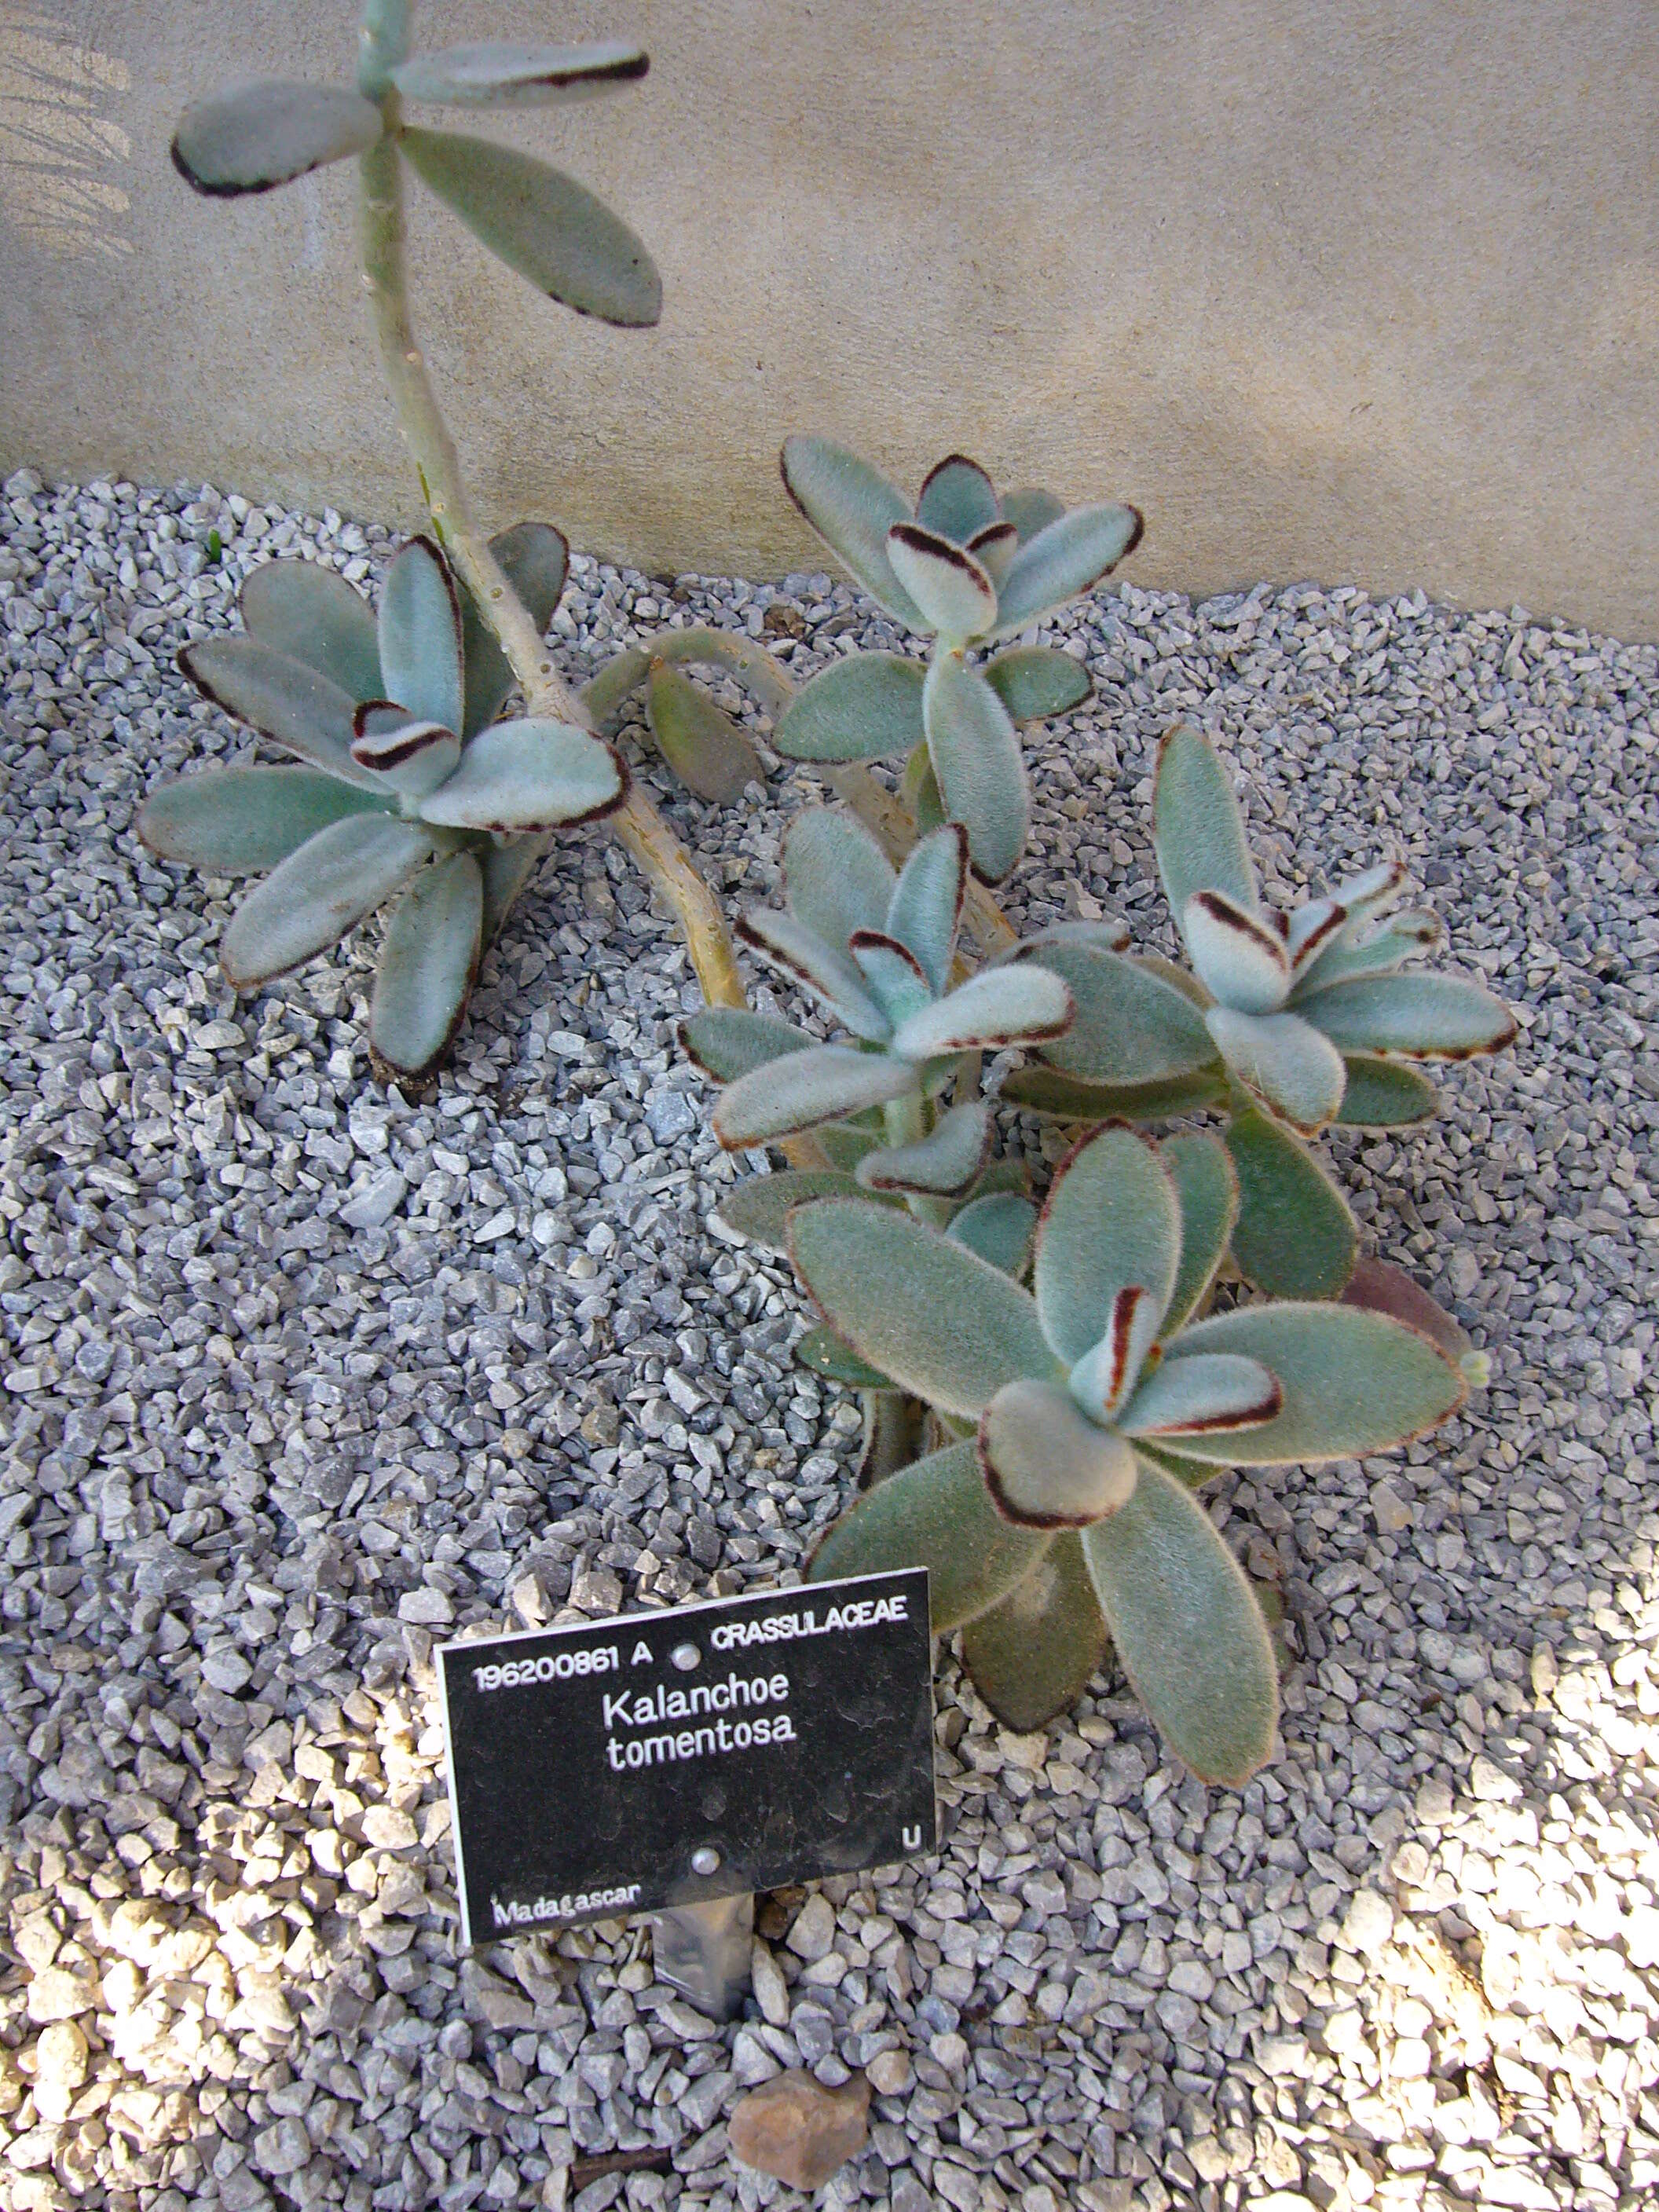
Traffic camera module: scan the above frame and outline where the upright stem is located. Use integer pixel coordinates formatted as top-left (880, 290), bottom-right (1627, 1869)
top-left (355, 126), bottom-right (745, 1011)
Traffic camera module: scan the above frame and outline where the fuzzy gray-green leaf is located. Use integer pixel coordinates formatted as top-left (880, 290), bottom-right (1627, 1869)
top-left (460, 521), bottom-right (570, 738)
top-left (1035, 1122), bottom-right (1181, 1366)
top-left (1030, 944), bottom-right (1218, 1084)
top-left (172, 81), bottom-right (382, 195)
top-left (983, 645), bottom-right (1092, 723)
top-left (857, 1101), bottom-right (991, 1197)
top-left (378, 536), bottom-right (464, 736)
top-left (220, 815), bottom-right (434, 988)
top-left (401, 127), bottom-right (661, 325)
top-left (991, 501), bottom-right (1142, 638)
top-left (961, 1536), bottom-right (1108, 1730)
top-left (947, 1192), bottom-right (1037, 1277)
top-left (392, 40), bottom-right (648, 108)
top-left (789, 1199), bottom-right (1055, 1419)
top-left (1166, 1302), bottom-right (1466, 1464)
top-left (137, 767), bottom-right (386, 875)
top-left (782, 809), bottom-right (897, 950)
top-left (713, 1048), bottom-right (917, 1149)
top-left (886, 523), bottom-right (998, 640)
top-left (1082, 1459), bottom-right (1277, 1785)
top-left (716, 1168), bottom-right (869, 1251)
top-left (419, 720), bottom-right (624, 831)
top-left (1000, 1065), bottom-right (1228, 1122)
top-left (890, 965), bottom-right (1071, 1060)
top-left (1153, 725), bottom-right (1258, 921)
top-left (998, 488), bottom-right (1067, 544)
top-left (1162, 1131), bottom-right (1240, 1335)
top-left (1295, 972), bottom-right (1518, 1060)
top-left (979, 1377), bottom-right (1138, 1529)
top-left (914, 454), bottom-right (1001, 544)
top-left (179, 636), bottom-right (376, 789)
top-left (369, 851), bottom-right (484, 1082)
top-left (646, 662), bottom-right (764, 803)
top-left (807, 1439), bottom-right (1047, 1632)
top-left (885, 824), bottom-right (966, 995)
top-left (240, 561), bottom-right (382, 701)
top-left (794, 1324), bottom-right (894, 1390)
top-left (923, 652), bottom-right (1028, 883)
top-left (1225, 1110), bottom-right (1358, 1300)
top-left (780, 438), bottom-right (925, 627)
top-left (737, 910), bottom-right (891, 1041)
top-left (1335, 1054), bottom-right (1438, 1127)
top-left (1207, 1006), bottom-right (1348, 1136)
top-left (680, 1006), bottom-right (816, 1082)
top-left (773, 650), bottom-right (925, 764)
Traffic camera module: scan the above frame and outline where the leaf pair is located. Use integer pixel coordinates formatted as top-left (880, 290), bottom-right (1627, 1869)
top-left (172, 40), bottom-right (661, 326)
top-left (797, 1123), bottom-right (1467, 1773)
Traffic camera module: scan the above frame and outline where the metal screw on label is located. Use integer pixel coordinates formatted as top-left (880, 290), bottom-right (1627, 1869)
top-left (670, 1642), bottom-right (701, 1672)
top-left (690, 1845), bottom-right (721, 1876)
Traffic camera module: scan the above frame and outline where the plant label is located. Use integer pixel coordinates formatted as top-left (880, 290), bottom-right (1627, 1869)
top-left (438, 1568), bottom-right (936, 1945)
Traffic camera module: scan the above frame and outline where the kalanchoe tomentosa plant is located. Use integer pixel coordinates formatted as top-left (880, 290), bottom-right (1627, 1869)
top-left (771, 441), bottom-right (1141, 883)
top-left (1005, 725), bottom-right (1517, 1297)
top-left (681, 808), bottom-right (1076, 1161)
top-left (139, 530), bottom-right (623, 1082)
top-left (797, 1122), bottom-right (1468, 1772)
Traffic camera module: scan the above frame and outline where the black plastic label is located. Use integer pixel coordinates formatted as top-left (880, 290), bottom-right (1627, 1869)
top-left (438, 1569), bottom-right (936, 1944)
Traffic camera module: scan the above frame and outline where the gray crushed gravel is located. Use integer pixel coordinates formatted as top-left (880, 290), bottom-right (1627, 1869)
top-left (0, 465), bottom-right (1656, 2212)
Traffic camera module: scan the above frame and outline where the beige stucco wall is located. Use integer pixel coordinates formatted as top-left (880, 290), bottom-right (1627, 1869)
top-left (2, 1), bottom-right (1656, 636)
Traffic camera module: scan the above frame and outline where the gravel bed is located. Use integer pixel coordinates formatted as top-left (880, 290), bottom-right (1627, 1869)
top-left (0, 466), bottom-right (1657, 2212)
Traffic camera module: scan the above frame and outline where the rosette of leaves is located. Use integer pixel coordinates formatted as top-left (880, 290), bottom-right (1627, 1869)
top-left (679, 809), bottom-right (1075, 1159)
top-left (797, 1122), bottom-right (1467, 1770)
top-left (138, 531), bottom-right (624, 1082)
top-left (171, 27), bottom-right (661, 328)
top-left (771, 441), bottom-right (1141, 883)
top-left (1005, 727), bottom-right (1517, 1299)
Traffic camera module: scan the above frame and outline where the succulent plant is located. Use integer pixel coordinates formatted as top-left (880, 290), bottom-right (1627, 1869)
top-left (1005, 726), bottom-right (1517, 1298)
top-left (139, 531), bottom-right (624, 1081)
top-left (771, 441), bottom-right (1141, 883)
top-left (796, 1122), bottom-right (1468, 1771)
top-left (679, 808), bottom-right (1075, 1161)
top-left (171, 21), bottom-right (661, 328)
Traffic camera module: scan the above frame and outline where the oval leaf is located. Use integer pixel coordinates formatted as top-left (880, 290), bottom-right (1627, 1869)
top-left (1035, 1122), bottom-right (1181, 1367)
top-left (370, 851), bottom-right (484, 1082)
top-left (180, 635), bottom-right (380, 791)
top-left (1295, 972), bottom-right (1518, 1060)
top-left (807, 1439), bottom-right (1048, 1632)
top-left (1207, 1007), bottom-right (1348, 1137)
top-left (680, 1006), bottom-right (816, 1082)
top-left (991, 500), bottom-right (1142, 638)
top-left (419, 719), bottom-right (624, 831)
top-left (172, 81), bottom-right (382, 196)
top-left (379, 535), bottom-right (464, 736)
top-left (1183, 890), bottom-right (1290, 1013)
top-left (1001, 1065), bottom-right (1227, 1122)
top-left (914, 454), bottom-right (1000, 544)
top-left (886, 523), bottom-right (998, 641)
top-left (400, 127), bottom-right (661, 325)
top-left (789, 1199), bottom-right (1055, 1420)
top-left (885, 822), bottom-right (967, 995)
top-left (773, 650), bottom-right (926, 764)
top-left (961, 1536), bottom-right (1109, 1731)
top-left (1082, 1459), bottom-right (1277, 1785)
top-left (983, 644), bottom-right (1092, 723)
top-left (646, 662), bottom-right (764, 803)
top-left (1342, 1258), bottom-right (1473, 1367)
top-left (716, 1168), bottom-right (867, 1252)
top-left (350, 706), bottom-right (462, 801)
top-left (1335, 1054), bottom-right (1439, 1127)
top-left (923, 652), bottom-right (1029, 884)
top-left (1165, 1302), bottom-right (1466, 1465)
top-left (998, 487), bottom-right (1066, 544)
top-left (857, 1100), bottom-right (991, 1197)
top-left (1119, 1353), bottom-right (1281, 1439)
top-left (947, 1192), bottom-right (1037, 1277)
top-left (393, 40), bottom-right (648, 108)
top-left (1153, 725), bottom-right (1258, 922)
top-left (1161, 1131), bottom-right (1240, 1335)
top-left (737, 910), bottom-right (890, 1041)
top-left (712, 1047), bottom-right (917, 1149)
top-left (782, 808), bottom-right (897, 949)
top-left (779, 438), bottom-right (924, 628)
top-left (240, 560), bottom-right (382, 701)
top-left (221, 815), bottom-right (434, 988)
top-left (890, 964), bottom-right (1071, 1060)
top-left (137, 767), bottom-right (385, 875)
top-left (1028, 944), bottom-right (1218, 1084)
top-left (1225, 1110), bottom-right (1358, 1300)
top-left (980, 1378), bottom-right (1138, 1529)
